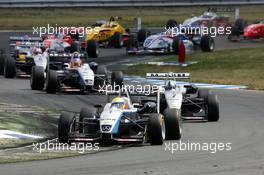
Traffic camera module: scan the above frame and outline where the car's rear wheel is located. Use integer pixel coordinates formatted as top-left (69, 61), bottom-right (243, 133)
top-left (126, 36), bottom-right (138, 55)
top-left (200, 35), bottom-right (214, 52)
top-left (87, 39), bottom-right (99, 58)
top-left (31, 66), bottom-right (45, 90)
top-left (111, 32), bottom-right (123, 48)
top-left (137, 29), bottom-right (150, 43)
top-left (4, 57), bottom-right (16, 78)
top-left (46, 70), bottom-right (58, 94)
top-left (0, 50), bottom-right (6, 75)
top-left (58, 112), bottom-right (75, 143)
top-left (235, 18), bottom-right (247, 32)
top-left (111, 71), bottom-right (123, 87)
top-left (207, 94), bottom-right (220, 122)
top-left (147, 114), bottom-right (165, 145)
top-left (71, 41), bottom-right (81, 52)
top-left (164, 108), bottom-right (182, 140)
top-left (172, 37), bottom-right (180, 54)
top-left (198, 88), bottom-right (211, 101)
top-left (228, 26), bottom-right (241, 41)
top-left (95, 65), bottom-right (108, 88)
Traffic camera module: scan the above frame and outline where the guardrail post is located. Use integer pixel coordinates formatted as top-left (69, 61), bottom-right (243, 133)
top-left (235, 8), bottom-right (240, 20)
top-left (136, 17), bottom-right (141, 32)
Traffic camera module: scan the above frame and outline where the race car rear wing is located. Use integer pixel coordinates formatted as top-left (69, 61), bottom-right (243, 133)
top-left (48, 52), bottom-right (87, 62)
top-left (9, 36), bottom-right (44, 48)
top-left (47, 52), bottom-right (88, 71)
top-left (146, 72), bottom-right (191, 79)
top-left (9, 41), bottom-right (45, 47)
top-left (9, 36), bottom-right (42, 42)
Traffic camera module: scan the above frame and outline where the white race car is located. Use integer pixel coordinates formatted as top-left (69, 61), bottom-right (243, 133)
top-left (58, 89), bottom-right (168, 145)
top-left (182, 11), bottom-right (230, 28)
top-left (126, 26), bottom-right (215, 55)
top-left (2, 36), bottom-right (45, 78)
top-left (146, 73), bottom-right (220, 124)
top-left (30, 52), bottom-right (124, 93)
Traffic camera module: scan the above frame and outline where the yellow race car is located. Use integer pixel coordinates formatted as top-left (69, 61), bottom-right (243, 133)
top-left (84, 17), bottom-right (129, 58)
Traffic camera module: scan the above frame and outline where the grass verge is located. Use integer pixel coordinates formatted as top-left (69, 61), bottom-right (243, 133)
top-left (0, 112), bottom-right (56, 149)
top-left (124, 47), bottom-right (264, 90)
top-left (0, 5), bottom-right (263, 29)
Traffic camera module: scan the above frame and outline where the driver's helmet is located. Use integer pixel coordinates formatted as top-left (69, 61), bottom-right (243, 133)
top-left (70, 52), bottom-right (82, 68)
top-left (32, 47), bottom-right (42, 55)
top-left (111, 97), bottom-right (129, 109)
top-left (164, 80), bottom-right (176, 90)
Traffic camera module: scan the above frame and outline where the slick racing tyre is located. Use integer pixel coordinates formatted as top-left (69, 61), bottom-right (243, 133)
top-left (200, 35), bottom-right (214, 52)
top-left (70, 41), bottom-right (81, 52)
top-left (166, 19), bottom-right (178, 29)
top-left (126, 36), bottom-right (138, 55)
top-left (111, 32), bottom-right (123, 48)
top-left (198, 88), bottom-right (211, 102)
top-left (228, 26), bottom-right (241, 41)
top-left (45, 70), bottom-right (58, 94)
top-left (87, 39), bottom-right (99, 58)
top-left (137, 29), bottom-right (150, 43)
top-left (0, 50), bottom-right (6, 75)
top-left (111, 71), bottom-right (123, 87)
top-left (30, 66), bottom-right (45, 90)
top-left (79, 107), bottom-right (97, 134)
top-left (235, 18), bottom-right (247, 32)
top-left (207, 94), bottom-right (220, 122)
top-left (147, 114), bottom-right (165, 145)
top-left (58, 112), bottom-right (75, 143)
top-left (95, 65), bottom-right (108, 88)
top-left (164, 108), bottom-right (182, 140)
top-left (4, 57), bottom-right (16, 78)
top-left (172, 37), bottom-right (180, 54)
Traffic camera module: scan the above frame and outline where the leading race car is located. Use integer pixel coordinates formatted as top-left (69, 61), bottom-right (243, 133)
top-left (30, 52), bottom-right (124, 94)
top-left (228, 19), bottom-right (264, 41)
top-left (126, 20), bottom-right (215, 55)
top-left (58, 88), bottom-right (166, 145)
top-left (84, 17), bottom-right (129, 55)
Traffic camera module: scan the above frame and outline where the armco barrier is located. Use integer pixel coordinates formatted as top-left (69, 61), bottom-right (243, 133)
top-left (0, 0), bottom-right (264, 7)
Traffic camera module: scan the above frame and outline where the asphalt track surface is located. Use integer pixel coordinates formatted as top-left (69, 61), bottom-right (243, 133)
top-left (0, 31), bottom-right (264, 175)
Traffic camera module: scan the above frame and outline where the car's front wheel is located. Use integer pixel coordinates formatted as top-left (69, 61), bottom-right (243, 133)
top-left (164, 108), bottom-right (182, 140)
top-left (4, 57), bottom-right (16, 78)
top-left (31, 66), bottom-right (45, 90)
top-left (45, 70), bottom-right (58, 94)
top-left (147, 114), bottom-right (165, 145)
top-left (58, 112), bottom-right (75, 143)
top-left (207, 94), bottom-right (219, 122)
top-left (200, 35), bottom-right (214, 52)
top-left (87, 39), bottom-right (99, 58)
